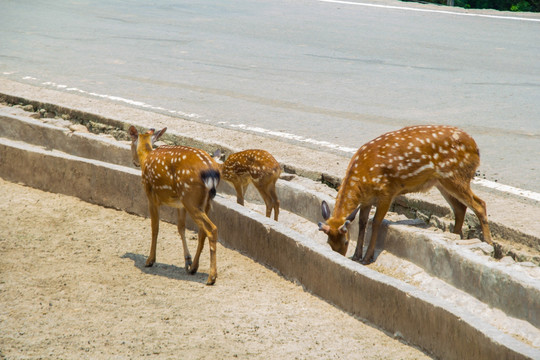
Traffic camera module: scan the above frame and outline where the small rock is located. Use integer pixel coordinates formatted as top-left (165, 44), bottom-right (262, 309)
top-left (61, 114), bottom-right (71, 120)
top-left (470, 241), bottom-right (493, 255)
top-left (500, 256), bottom-right (515, 264)
top-left (430, 215), bottom-right (450, 231)
top-left (29, 112), bottom-right (42, 119)
top-left (416, 211), bottom-right (430, 224)
top-left (69, 124), bottom-right (89, 133)
top-left (22, 104), bottom-right (34, 112)
top-left (44, 111), bottom-right (56, 119)
top-left (280, 174), bottom-right (296, 181)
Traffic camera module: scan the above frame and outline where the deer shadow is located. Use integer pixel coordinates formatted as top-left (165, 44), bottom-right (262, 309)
top-left (357, 218), bottom-right (428, 263)
top-left (121, 252), bottom-right (208, 284)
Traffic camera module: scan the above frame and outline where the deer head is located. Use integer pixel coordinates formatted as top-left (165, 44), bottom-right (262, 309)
top-left (128, 126), bottom-right (167, 167)
top-left (318, 200), bottom-right (360, 255)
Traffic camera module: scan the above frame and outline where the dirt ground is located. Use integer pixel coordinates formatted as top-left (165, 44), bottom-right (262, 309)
top-left (0, 178), bottom-right (432, 360)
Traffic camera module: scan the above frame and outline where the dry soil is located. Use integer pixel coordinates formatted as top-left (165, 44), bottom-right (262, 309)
top-left (0, 178), bottom-right (431, 359)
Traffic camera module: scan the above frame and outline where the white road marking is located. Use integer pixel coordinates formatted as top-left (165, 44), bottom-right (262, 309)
top-left (318, 0), bottom-right (540, 22)
top-left (472, 178), bottom-right (540, 201)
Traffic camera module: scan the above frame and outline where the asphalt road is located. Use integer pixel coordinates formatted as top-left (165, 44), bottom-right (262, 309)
top-left (1, 0), bottom-right (539, 192)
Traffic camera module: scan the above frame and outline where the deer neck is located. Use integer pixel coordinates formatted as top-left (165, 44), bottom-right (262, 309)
top-left (333, 178), bottom-right (364, 221)
top-left (137, 142), bottom-right (153, 171)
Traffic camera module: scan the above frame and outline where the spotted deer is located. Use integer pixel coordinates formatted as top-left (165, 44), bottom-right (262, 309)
top-left (129, 126), bottom-right (221, 285)
top-left (214, 149), bottom-right (281, 221)
top-left (318, 125), bottom-right (492, 264)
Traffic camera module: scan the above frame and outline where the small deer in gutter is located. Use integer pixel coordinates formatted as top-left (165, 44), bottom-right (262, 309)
top-left (318, 125), bottom-right (492, 264)
top-left (214, 149), bottom-right (281, 221)
top-left (129, 126), bottom-right (221, 285)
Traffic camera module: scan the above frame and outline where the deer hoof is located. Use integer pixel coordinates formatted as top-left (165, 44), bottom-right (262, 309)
top-left (360, 257), bottom-right (373, 265)
top-left (206, 275), bottom-right (217, 286)
top-left (145, 258), bottom-right (155, 267)
top-left (184, 256), bottom-right (192, 271)
top-left (187, 264), bottom-right (199, 275)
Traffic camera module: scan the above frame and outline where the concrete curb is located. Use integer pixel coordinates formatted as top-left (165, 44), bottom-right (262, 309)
top-left (1, 125), bottom-right (539, 359)
top-left (1, 86), bottom-right (539, 259)
top-left (1, 107), bottom-right (539, 331)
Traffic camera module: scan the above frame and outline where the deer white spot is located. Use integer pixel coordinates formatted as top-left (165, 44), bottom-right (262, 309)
top-left (439, 170), bottom-right (454, 178)
top-left (452, 133), bottom-right (460, 140)
top-left (433, 153), bottom-right (439, 160)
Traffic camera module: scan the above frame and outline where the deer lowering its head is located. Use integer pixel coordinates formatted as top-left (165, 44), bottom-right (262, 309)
top-left (216, 149), bottom-right (281, 221)
top-left (318, 125), bottom-right (492, 264)
top-left (129, 126), bottom-right (221, 285)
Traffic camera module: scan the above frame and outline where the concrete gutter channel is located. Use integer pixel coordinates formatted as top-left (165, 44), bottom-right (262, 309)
top-left (0, 102), bottom-right (539, 359)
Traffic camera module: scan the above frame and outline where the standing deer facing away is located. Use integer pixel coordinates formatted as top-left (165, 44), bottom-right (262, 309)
top-left (318, 125), bottom-right (492, 264)
top-left (216, 149), bottom-right (281, 221)
top-left (129, 126), bottom-right (221, 285)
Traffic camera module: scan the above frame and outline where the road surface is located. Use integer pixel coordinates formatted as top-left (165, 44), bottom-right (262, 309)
top-left (1, 0), bottom-right (539, 192)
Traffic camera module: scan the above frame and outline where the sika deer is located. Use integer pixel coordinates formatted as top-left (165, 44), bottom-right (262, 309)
top-left (215, 149), bottom-right (281, 221)
top-left (129, 126), bottom-right (221, 285)
top-left (318, 125), bottom-right (492, 264)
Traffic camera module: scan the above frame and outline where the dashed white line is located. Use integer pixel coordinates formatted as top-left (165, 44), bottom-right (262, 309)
top-left (472, 178), bottom-right (540, 202)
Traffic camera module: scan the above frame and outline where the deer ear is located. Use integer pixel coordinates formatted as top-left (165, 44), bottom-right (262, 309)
top-left (152, 127), bottom-right (167, 145)
top-left (212, 149), bottom-right (222, 161)
top-left (321, 200), bottom-right (331, 220)
top-left (128, 126), bottom-right (138, 141)
top-left (346, 207), bottom-right (360, 222)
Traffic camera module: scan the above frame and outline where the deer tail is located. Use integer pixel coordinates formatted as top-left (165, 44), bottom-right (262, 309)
top-left (201, 169), bottom-right (220, 199)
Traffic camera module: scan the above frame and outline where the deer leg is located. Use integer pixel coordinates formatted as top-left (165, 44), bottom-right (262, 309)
top-left (438, 179), bottom-right (492, 244)
top-left (362, 200), bottom-right (391, 265)
top-left (188, 228), bottom-right (205, 276)
top-left (177, 208), bottom-right (192, 271)
top-left (437, 186), bottom-right (467, 237)
top-left (254, 182), bottom-right (273, 218)
top-left (186, 203), bottom-right (218, 285)
top-left (269, 181), bottom-right (280, 221)
top-left (233, 181), bottom-right (245, 206)
top-left (146, 202), bottom-right (160, 267)
top-left (352, 205), bottom-right (371, 261)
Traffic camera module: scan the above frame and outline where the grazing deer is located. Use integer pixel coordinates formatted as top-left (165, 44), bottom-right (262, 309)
top-left (318, 125), bottom-right (492, 264)
top-left (214, 149), bottom-right (281, 221)
top-left (129, 126), bottom-right (221, 285)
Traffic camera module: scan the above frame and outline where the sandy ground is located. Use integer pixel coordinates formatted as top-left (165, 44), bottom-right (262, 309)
top-left (0, 178), bottom-right (431, 360)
